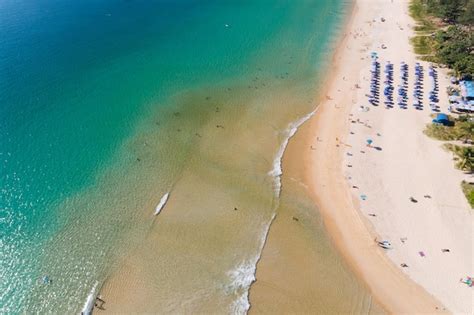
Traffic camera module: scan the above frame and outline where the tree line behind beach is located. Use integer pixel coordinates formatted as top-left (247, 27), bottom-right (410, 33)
top-left (410, 0), bottom-right (473, 77)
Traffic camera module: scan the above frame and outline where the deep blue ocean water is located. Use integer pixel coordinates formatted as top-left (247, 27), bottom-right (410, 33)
top-left (0, 0), bottom-right (349, 312)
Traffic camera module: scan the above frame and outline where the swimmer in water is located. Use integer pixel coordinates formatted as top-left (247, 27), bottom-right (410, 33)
top-left (41, 275), bottom-right (52, 285)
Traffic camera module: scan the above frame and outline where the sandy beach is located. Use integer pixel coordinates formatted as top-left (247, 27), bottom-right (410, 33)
top-left (301, 0), bottom-right (473, 313)
top-left (253, 0), bottom-right (473, 313)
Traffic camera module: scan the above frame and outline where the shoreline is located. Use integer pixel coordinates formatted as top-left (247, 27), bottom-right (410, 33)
top-left (248, 3), bottom-right (387, 314)
top-left (291, 0), bottom-right (472, 313)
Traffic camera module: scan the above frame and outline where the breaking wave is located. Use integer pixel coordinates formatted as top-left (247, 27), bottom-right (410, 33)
top-left (268, 110), bottom-right (316, 200)
top-left (226, 213), bottom-right (276, 314)
top-left (226, 110), bottom-right (317, 313)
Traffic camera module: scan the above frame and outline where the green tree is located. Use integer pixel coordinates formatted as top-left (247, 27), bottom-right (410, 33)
top-left (460, 0), bottom-right (474, 24)
top-left (453, 56), bottom-right (474, 76)
top-left (434, 26), bottom-right (473, 76)
top-left (439, 0), bottom-right (465, 22)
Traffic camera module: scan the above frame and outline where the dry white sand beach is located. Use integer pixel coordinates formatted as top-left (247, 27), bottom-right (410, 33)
top-left (303, 0), bottom-right (473, 313)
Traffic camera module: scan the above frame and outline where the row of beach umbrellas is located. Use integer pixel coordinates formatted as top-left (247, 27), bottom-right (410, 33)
top-left (428, 66), bottom-right (440, 112)
top-left (413, 62), bottom-right (424, 110)
top-left (397, 62), bottom-right (409, 109)
top-left (383, 62), bottom-right (394, 107)
top-left (368, 53), bottom-right (380, 106)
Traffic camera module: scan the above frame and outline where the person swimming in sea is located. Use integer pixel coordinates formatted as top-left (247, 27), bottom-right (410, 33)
top-left (40, 275), bottom-right (52, 285)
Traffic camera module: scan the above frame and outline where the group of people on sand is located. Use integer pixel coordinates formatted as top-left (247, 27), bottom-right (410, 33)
top-left (340, 107), bottom-right (474, 291)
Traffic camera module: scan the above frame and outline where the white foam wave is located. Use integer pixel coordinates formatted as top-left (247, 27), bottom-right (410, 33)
top-left (226, 110), bottom-right (316, 314)
top-left (80, 281), bottom-right (98, 315)
top-left (268, 110), bottom-right (316, 199)
top-left (227, 213), bottom-right (276, 315)
top-left (227, 262), bottom-right (255, 314)
top-left (154, 192), bottom-right (170, 216)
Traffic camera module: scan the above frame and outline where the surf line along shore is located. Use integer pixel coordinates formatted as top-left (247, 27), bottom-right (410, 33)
top-left (286, 0), bottom-right (473, 313)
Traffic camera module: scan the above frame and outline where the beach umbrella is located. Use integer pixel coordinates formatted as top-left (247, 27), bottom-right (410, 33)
top-left (366, 139), bottom-right (373, 146)
top-left (460, 277), bottom-right (473, 287)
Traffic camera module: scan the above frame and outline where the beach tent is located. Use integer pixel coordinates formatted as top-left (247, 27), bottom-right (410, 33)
top-left (432, 113), bottom-right (450, 125)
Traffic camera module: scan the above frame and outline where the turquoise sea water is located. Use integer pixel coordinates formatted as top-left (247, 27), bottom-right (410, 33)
top-left (0, 0), bottom-right (357, 313)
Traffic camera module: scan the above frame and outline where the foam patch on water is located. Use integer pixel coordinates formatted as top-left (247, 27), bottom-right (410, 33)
top-left (154, 192), bottom-right (170, 216)
top-left (226, 213), bottom-right (276, 314)
top-left (268, 110), bottom-right (316, 199)
top-left (227, 262), bottom-right (256, 314)
top-left (81, 281), bottom-right (98, 315)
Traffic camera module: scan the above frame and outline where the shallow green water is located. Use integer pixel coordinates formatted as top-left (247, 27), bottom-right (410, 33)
top-left (0, 0), bottom-right (374, 313)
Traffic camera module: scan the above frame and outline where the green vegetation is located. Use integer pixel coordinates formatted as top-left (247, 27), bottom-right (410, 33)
top-left (434, 26), bottom-right (474, 76)
top-left (410, 0), bottom-right (425, 20)
top-left (425, 115), bottom-right (474, 141)
top-left (444, 144), bottom-right (474, 172)
top-left (409, 0), bottom-right (437, 58)
top-left (424, 0), bottom-right (473, 24)
top-left (461, 0), bottom-right (474, 24)
top-left (426, 123), bottom-right (457, 140)
top-left (461, 180), bottom-right (474, 208)
top-left (411, 35), bottom-right (435, 56)
top-left (426, 116), bottom-right (474, 207)
top-left (409, 0), bottom-right (474, 76)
